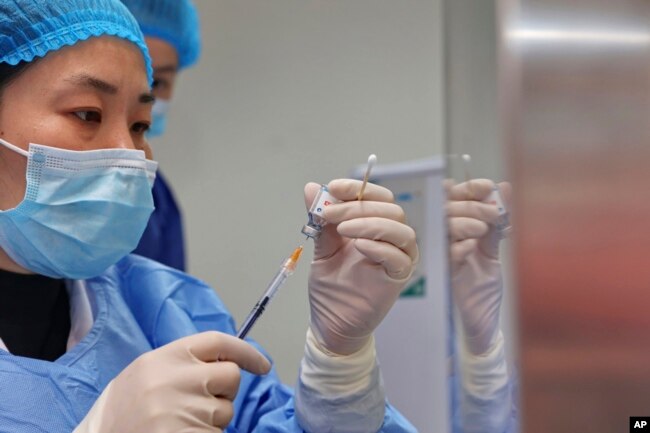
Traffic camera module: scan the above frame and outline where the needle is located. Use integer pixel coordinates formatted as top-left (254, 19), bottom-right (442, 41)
top-left (236, 246), bottom-right (304, 339)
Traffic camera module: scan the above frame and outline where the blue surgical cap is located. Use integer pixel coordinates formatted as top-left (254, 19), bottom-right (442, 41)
top-left (0, 0), bottom-right (153, 84)
top-left (120, 0), bottom-right (201, 69)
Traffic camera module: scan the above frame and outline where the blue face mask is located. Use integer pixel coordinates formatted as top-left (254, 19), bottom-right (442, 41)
top-left (146, 99), bottom-right (170, 139)
top-left (0, 139), bottom-right (157, 279)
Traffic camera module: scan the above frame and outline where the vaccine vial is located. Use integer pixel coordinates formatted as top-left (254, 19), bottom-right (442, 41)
top-left (485, 184), bottom-right (511, 236)
top-left (301, 185), bottom-right (340, 240)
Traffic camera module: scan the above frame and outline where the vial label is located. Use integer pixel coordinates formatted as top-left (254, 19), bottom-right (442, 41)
top-left (485, 186), bottom-right (507, 217)
top-left (485, 185), bottom-right (511, 233)
top-left (311, 189), bottom-right (338, 217)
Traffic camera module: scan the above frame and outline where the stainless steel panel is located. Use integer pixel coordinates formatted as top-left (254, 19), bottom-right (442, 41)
top-left (499, 0), bottom-right (650, 431)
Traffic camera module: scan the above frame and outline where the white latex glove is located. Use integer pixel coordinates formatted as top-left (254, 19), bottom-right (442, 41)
top-left (304, 179), bottom-right (419, 356)
top-left (447, 179), bottom-right (511, 356)
top-left (74, 331), bottom-right (271, 433)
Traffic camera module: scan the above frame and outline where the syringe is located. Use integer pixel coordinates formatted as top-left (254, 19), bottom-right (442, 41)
top-left (236, 246), bottom-right (304, 339)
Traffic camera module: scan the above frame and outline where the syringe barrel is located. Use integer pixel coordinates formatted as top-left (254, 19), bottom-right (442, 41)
top-left (260, 266), bottom-right (290, 300)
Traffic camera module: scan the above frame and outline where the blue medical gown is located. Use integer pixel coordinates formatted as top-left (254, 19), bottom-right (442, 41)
top-left (133, 171), bottom-right (186, 271)
top-left (0, 255), bottom-right (416, 432)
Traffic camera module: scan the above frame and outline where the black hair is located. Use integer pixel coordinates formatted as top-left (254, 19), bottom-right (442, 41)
top-left (0, 61), bottom-right (32, 99)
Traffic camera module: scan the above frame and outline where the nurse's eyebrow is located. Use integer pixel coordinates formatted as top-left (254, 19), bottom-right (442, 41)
top-left (65, 73), bottom-right (154, 104)
top-left (66, 73), bottom-right (118, 95)
top-left (154, 64), bottom-right (177, 74)
top-left (139, 93), bottom-right (155, 104)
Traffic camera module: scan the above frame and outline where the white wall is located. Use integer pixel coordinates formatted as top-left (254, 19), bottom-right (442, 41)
top-left (445, 0), bottom-right (501, 177)
top-left (152, 0), bottom-right (444, 383)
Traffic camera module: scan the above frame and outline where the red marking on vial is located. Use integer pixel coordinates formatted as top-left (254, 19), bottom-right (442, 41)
top-left (324, 201), bottom-right (332, 206)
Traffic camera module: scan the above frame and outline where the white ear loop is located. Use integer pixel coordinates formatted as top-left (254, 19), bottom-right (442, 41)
top-left (0, 138), bottom-right (29, 157)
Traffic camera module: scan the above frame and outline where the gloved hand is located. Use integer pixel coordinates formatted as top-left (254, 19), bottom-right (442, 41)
top-left (74, 331), bottom-right (271, 433)
top-left (304, 179), bottom-right (419, 356)
top-left (447, 179), bottom-right (511, 356)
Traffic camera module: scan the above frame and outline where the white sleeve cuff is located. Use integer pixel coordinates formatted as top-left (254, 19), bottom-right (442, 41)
top-left (295, 327), bottom-right (386, 433)
top-left (459, 330), bottom-right (513, 433)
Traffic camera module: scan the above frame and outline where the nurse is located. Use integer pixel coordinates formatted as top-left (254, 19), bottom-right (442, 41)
top-left (0, 1), bottom-right (419, 432)
top-left (124, 0), bottom-right (201, 271)
top-left (447, 179), bottom-right (518, 433)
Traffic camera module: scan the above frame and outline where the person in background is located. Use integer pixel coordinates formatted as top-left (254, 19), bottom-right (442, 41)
top-left (447, 179), bottom-right (518, 433)
top-left (125, 0), bottom-right (201, 271)
top-left (0, 1), bottom-right (419, 432)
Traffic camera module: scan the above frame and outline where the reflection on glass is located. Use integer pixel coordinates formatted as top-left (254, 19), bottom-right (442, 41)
top-left (445, 153), bottom-right (517, 433)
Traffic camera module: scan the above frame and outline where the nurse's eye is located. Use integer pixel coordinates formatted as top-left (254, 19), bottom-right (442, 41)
top-left (152, 77), bottom-right (170, 92)
top-left (74, 110), bottom-right (102, 123)
top-left (131, 122), bottom-right (150, 134)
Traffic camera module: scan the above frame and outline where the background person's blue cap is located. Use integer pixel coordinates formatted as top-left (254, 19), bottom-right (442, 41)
top-left (0, 0), bottom-right (153, 84)
top-left (120, 0), bottom-right (201, 70)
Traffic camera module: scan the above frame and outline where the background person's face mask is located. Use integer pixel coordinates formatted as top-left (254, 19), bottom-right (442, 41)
top-left (146, 99), bottom-right (170, 139)
top-left (0, 138), bottom-right (157, 279)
